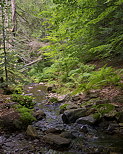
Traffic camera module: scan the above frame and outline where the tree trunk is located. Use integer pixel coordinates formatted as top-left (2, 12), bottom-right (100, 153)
top-left (1, 0), bottom-right (8, 84)
top-left (11, 0), bottom-right (16, 36)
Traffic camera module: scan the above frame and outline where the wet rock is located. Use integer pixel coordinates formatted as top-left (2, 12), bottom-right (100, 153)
top-left (45, 128), bottom-right (63, 134)
top-left (79, 125), bottom-right (88, 133)
top-left (33, 110), bottom-right (46, 120)
top-left (62, 108), bottom-right (86, 124)
top-left (76, 115), bottom-right (97, 125)
top-left (43, 133), bottom-right (71, 147)
top-left (60, 131), bottom-right (75, 139)
top-left (26, 125), bottom-right (38, 138)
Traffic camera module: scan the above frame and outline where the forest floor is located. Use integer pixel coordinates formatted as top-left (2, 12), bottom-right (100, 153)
top-left (0, 58), bottom-right (123, 119)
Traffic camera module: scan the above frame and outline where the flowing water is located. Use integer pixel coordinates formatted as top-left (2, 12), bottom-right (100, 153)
top-left (1, 83), bottom-right (123, 154)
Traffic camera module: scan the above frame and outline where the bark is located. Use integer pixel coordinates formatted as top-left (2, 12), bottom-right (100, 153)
top-left (11, 0), bottom-right (16, 36)
top-left (1, 0), bottom-right (8, 84)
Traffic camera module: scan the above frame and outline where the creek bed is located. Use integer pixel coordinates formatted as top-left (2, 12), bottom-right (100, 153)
top-left (0, 83), bottom-right (123, 154)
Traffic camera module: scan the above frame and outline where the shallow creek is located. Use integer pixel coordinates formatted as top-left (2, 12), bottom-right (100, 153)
top-left (0, 83), bottom-right (123, 154)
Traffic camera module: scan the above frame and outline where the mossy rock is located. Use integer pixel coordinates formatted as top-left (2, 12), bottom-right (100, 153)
top-left (92, 103), bottom-right (115, 117)
top-left (93, 113), bottom-right (101, 120)
top-left (15, 105), bottom-right (36, 128)
top-left (81, 98), bottom-right (109, 108)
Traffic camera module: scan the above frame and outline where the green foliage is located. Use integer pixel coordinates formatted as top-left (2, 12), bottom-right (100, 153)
top-left (14, 105), bottom-right (36, 126)
top-left (59, 103), bottom-right (69, 110)
top-left (13, 85), bottom-right (23, 94)
top-left (68, 63), bottom-right (95, 84)
top-left (11, 94), bottom-right (36, 109)
top-left (86, 66), bottom-right (121, 90)
top-left (4, 0), bottom-right (122, 95)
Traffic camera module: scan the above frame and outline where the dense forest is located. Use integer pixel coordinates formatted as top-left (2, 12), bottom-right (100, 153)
top-left (0, 0), bottom-right (123, 91)
top-left (0, 0), bottom-right (123, 153)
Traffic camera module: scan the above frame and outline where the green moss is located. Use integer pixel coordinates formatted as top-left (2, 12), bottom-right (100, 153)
top-left (93, 103), bottom-right (115, 117)
top-left (93, 113), bottom-right (101, 120)
top-left (11, 94), bottom-right (36, 109)
top-left (80, 98), bottom-right (100, 108)
top-left (14, 105), bottom-right (36, 127)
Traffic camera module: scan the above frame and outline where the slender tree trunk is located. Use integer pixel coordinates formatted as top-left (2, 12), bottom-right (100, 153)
top-left (11, 0), bottom-right (16, 36)
top-left (1, 0), bottom-right (8, 84)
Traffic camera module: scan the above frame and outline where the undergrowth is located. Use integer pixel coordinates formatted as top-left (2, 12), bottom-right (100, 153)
top-left (33, 61), bottom-right (122, 94)
top-left (11, 94), bottom-right (36, 109)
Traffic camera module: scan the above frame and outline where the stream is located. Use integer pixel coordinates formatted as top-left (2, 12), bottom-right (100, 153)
top-left (0, 83), bottom-right (123, 154)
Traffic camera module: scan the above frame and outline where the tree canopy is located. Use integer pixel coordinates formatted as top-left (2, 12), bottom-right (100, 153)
top-left (0, 0), bottom-right (123, 93)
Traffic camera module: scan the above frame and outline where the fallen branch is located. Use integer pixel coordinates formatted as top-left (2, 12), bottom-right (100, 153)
top-left (19, 56), bottom-right (42, 72)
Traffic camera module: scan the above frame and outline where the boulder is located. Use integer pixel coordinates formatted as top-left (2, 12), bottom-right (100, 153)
top-left (76, 115), bottom-right (97, 125)
top-left (33, 110), bottom-right (46, 120)
top-left (43, 133), bottom-right (71, 147)
top-left (62, 108), bottom-right (86, 124)
top-left (26, 125), bottom-right (38, 138)
top-left (0, 108), bottom-right (22, 130)
top-left (60, 131), bottom-right (75, 139)
top-left (45, 128), bottom-right (63, 134)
